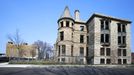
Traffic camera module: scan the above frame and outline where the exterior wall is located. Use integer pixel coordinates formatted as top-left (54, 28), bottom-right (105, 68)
top-left (91, 17), bottom-right (131, 64)
top-left (87, 18), bottom-right (95, 64)
top-left (6, 42), bottom-right (38, 58)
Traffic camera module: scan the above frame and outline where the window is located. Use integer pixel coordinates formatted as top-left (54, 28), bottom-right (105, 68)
top-left (101, 34), bottom-right (104, 43)
top-left (58, 46), bottom-right (60, 56)
top-left (60, 31), bottom-right (64, 41)
top-left (80, 59), bottom-right (83, 64)
top-left (100, 48), bottom-right (105, 56)
top-left (86, 47), bottom-right (88, 57)
top-left (101, 20), bottom-right (104, 30)
top-left (80, 35), bottom-right (84, 43)
top-left (101, 34), bottom-right (110, 43)
top-left (118, 36), bottom-right (121, 44)
top-left (106, 59), bottom-right (111, 64)
top-left (117, 23), bottom-right (126, 32)
top-left (123, 49), bottom-right (126, 56)
top-left (60, 21), bottom-right (63, 27)
top-left (80, 26), bottom-right (84, 31)
top-left (105, 34), bottom-right (109, 43)
top-left (118, 59), bottom-right (122, 64)
top-left (118, 36), bottom-right (126, 45)
top-left (118, 23), bottom-right (121, 32)
top-left (71, 46), bottom-right (73, 56)
top-left (66, 21), bottom-right (69, 27)
top-left (123, 59), bottom-right (127, 64)
top-left (105, 20), bottom-right (109, 30)
top-left (100, 20), bottom-right (109, 30)
top-left (87, 36), bottom-right (89, 44)
top-left (100, 59), bottom-right (105, 64)
top-left (123, 36), bottom-right (126, 44)
top-left (122, 24), bottom-right (126, 32)
top-left (72, 23), bottom-right (74, 26)
top-left (61, 58), bottom-right (65, 63)
top-left (106, 48), bottom-right (111, 56)
top-left (118, 49), bottom-right (121, 56)
top-left (62, 45), bottom-right (66, 55)
top-left (80, 47), bottom-right (84, 56)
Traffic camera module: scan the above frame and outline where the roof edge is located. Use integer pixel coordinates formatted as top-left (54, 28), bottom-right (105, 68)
top-left (86, 13), bottom-right (132, 24)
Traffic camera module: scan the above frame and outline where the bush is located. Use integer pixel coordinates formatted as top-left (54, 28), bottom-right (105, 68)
top-left (9, 60), bottom-right (58, 65)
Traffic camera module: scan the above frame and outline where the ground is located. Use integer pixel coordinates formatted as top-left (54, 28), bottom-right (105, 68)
top-left (0, 66), bottom-right (134, 75)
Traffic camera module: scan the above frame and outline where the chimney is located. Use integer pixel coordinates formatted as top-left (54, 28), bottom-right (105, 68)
top-left (74, 10), bottom-right (80, 21)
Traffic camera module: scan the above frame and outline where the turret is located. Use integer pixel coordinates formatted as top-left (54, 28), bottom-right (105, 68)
top-left (57, 6), bottom-right (74, 41)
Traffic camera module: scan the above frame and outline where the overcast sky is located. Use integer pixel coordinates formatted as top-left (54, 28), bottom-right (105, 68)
top-left (0, 0), bottom-right (134, 53)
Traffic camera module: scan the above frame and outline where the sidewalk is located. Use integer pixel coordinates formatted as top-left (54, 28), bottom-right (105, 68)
top-left (0, 62), bottom-right (32, 67)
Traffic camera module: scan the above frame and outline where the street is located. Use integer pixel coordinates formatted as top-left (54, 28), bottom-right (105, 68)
top-left (0, 66), bottom-right (134, 75)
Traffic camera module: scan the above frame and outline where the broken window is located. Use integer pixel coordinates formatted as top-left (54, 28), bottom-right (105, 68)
top-left (118, 36), bottom-right (121, 44)
top-left (105, 20), bottom-right (109, 30)
top-left (101, 34), bottom-right (104, 43)
top-left (100, 20), bottom-right (109, 30)
top-left (106, 48), bottom-right (111, 56)
top-left (87, 36), bottom-right (89, 44)
top-left (123, 49), bottom-right (126, 56)
top-left (118, 23), bottom-right (121, 32)
top-left (118, 36), bottom-right (126, 45)
top-left (122, 24), bottom-right (126, 32)
top-left (71, 45), bottom-right (73, 56)
top-left (117, 23), bottom-right (126, 32)
top-left (86, 47), bottom-right (88, 57)
top-left (123, 59), bottom-right (127, 64)
top-left (118, 49), bottom-right (122, 56)
top-left (80, 47), bottom-right (84, 56)
top-left (61, 58), bottom-right (65, 63)
top-left (100, 59), bottom-right (105, 64)
top-left (123, 36), bottom-right (126, 44)
top-left (60, 31), bottom-right (64, 41)
top-left (100, 48), bottom-right (105, 56)
top-left (105, 34), bottom-right (109, 43)
top-left (72, 23), bottom-right (74, 26)
top-left (80, 26), bottom-right (84, 31)
top-left (80, 35), bottom-right (84, 43)
top-left (106, 59), bottom-right (111, 64)
top-left (60, 21), bottom-right (63, 27)
top-left (58, 46), bottom-right (60, 56)
top-left (101, 20), bottom-right (104, 30)
top-left (66, 21), bottom-right (69, 27)
top-left (62, 45), bottom-right (66, 55)
top-left (118, 59), bottom-right (122, 64)
top-left (101, 34), bottom-right (110, 43)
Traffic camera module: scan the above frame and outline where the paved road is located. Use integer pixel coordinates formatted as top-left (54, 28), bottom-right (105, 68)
top-left (0, 66), bottom-right (134, 75)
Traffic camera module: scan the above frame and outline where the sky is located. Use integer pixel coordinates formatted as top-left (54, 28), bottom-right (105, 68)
top-left (0, 0), bottom-right (134, 53)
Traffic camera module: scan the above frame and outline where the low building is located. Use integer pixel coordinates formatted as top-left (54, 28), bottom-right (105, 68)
top-left (131, 53), bottom-right (134, 64)
top-left (6, 41), bottom-right (38, 59)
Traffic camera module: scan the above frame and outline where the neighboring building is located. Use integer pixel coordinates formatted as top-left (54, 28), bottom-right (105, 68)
top-left (6, 41), bottom-right (38, 59)
top-left (54, 6), bottom-right (131, 64)
top-left (131, 53), bottom-right (134, 64)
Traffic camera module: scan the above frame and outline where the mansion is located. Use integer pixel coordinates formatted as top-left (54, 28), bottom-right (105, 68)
top-left (54, 6), bottom-right (131, 64)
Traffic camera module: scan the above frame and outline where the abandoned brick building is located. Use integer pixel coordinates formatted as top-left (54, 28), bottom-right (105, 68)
top-left (54, 6), bottom-right (131, 64)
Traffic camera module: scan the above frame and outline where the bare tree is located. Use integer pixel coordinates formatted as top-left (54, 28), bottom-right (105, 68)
top-left (8, 29), bottom-right (24, 58)
top-left (33, 40), bottom-right (53, 60)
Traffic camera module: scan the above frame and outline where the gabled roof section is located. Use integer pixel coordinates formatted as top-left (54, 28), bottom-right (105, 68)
top-left (86, 13), bottom-right (132, 24)
top-left (60, 6), bottom-right (72, 19)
